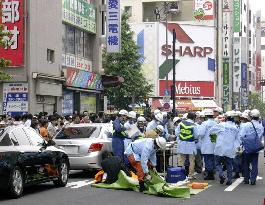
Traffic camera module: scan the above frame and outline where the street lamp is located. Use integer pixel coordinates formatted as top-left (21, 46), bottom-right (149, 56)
top-left (172, 29), bottom-right (176, 116)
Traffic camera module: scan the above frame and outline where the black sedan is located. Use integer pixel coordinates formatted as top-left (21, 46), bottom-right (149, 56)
top-left (0, 126), bottom-right (70, 198)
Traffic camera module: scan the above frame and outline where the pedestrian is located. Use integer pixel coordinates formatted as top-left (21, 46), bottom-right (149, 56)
top-left (112, 110), bottom-right (128, 162)
top-left (39, 119), bottom-right (50, 142)
top-left (198, 109), bottom-right (217, 180)
top-left (124, 137), bottom-right (166, 192)
top-left (239, 109), bottom-right (264, 185)
top-left (175, 112), bottom-right (199, 179)
top-left (48, 115), bottom-right (59, 138)
top-left (209, 111), bottom-right (241, 185)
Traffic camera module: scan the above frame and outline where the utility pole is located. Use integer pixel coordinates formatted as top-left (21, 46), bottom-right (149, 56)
top-left (172, 29), bottom-right (176, 117)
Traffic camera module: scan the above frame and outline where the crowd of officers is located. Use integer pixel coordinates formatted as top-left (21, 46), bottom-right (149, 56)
top-left (111, 108), bottom-right (264, 191)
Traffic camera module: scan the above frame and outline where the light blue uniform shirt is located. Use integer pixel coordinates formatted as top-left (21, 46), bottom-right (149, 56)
top-left (239, 120), bottom-right (264, 141)
top-left (198, 119), bottom-right (217, 154)
top-left (209, 121), bottom-right (240, 158)
top-left (175, 119), bottom-right (198, 155)
top-left (146, 120), bottom-right (158, 131)
top-left (124, 138), bottom-right (156, 174)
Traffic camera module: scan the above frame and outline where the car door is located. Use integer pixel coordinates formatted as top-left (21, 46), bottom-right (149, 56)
top-left (9, 127), bottom-right (44, 183)
top-left (23, 127), bottom-right (59, 179)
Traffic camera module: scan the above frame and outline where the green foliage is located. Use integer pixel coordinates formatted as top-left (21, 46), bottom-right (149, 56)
top-left (248, 92), bottom-right (265, 117)
top-left (103, 13), bottom-right (153, 109)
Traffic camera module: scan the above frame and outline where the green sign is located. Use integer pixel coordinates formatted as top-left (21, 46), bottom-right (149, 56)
top-left (233, 0), bottom-right (240, 33)
top-left (223, 61), bottom-right (230, 111)
top-left (62, 0), bottom-right (96, 34)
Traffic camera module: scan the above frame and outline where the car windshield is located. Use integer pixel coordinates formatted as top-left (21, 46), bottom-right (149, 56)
top-left (55, 126), bottom-right (100, 139)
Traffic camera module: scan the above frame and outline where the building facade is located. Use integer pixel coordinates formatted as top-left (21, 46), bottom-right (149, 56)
top-left (0, 0), bottom-right (105, 116)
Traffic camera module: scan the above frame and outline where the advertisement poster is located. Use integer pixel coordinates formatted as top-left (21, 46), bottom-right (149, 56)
top-left (66, 68), bottom-right (103, 90)
top-left (193, 0), bottom-right (214, 20)
top-left (2, 83), bottom-right (28, 116)
top-left (62, 0), bottom-right (96, 33)
top-left (223, 62), bottom-right (230, 111)
top-left (62, 91), bottom-right (73, 116)
top-left (0, 0), bottom-right (24, 66)
top-left (80, 93), bottom-right (96, 113)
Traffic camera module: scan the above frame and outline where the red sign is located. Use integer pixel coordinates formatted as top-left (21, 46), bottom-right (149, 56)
top-left (159, 80), bottom-right (214, 97)
top-left (0, 0), bottom-right (24, 66)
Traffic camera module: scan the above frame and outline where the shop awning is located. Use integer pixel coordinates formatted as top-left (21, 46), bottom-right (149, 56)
top-left (151, 99), bottom-right (218, 111)
top-left (102, 75), bottom-right (124, 87)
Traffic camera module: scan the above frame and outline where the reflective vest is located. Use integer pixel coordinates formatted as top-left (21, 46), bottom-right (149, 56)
top-left (179, 121), bottom-right (195, 142)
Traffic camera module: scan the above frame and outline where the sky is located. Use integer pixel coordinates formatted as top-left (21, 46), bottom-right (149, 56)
top-left (251, 0), bottom-right (265, 19)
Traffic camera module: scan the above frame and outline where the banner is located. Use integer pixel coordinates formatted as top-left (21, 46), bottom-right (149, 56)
top-left (159, 80), bottom-right (214, 98)
top-left (62, 91), bottom-right (73, 116)
top-left (233, 37), bottom-right (241, 92)
top-left (193, 0), bottom-right (214, 21)
top-left (106, 0), bottom-right (121, 53)
top-left (0, 0), bottom-right (24, 66)
top-left (241, 63), bottom-right (248, 107)
top-left (62, 0), bottom-right (96, 33)
top-left (233, 0), bottom-right (240, 33)
top-left (2, 83), bottom-right (28, 116)
top-left (223, 62), bottom-right (229, 111)
top-left (66, 68), bottom-right (103, 90)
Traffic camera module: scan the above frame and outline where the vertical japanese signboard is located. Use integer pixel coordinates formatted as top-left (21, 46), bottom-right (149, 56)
top-left (62, 0), bottom-right (96, 33)
top-left (222, 0), bottom-right (232, 111)
top-left (241, 63), bottom-right (248, 107)
top-left (223, 62), bottom-right (229, 111)
top-left (106, 0), bottom-right (121, 53)
top-left (0, 0), bottom-right (24, 66)
top-left (233, 37), bottom-right (241, 92)
top-left (193, 0), bottom-right (214, 20)
top-left (2, 83), bottom-right (28, 116)
top-left (233, 0), bottom-right (240, 33)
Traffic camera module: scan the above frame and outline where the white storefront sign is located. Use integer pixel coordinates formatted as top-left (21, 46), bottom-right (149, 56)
top-left (233, 37), bottom-right (241, 92)
top-left (2, 83), bottom-right (28, 116)
top-left (106, 0), bottom-right (121, 53)
top-left (62, 53), bottom-right (92, 71)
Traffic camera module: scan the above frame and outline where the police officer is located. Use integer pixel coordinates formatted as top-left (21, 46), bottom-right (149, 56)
top-left (112, 110), bottom-right (128, 162)
top-left (124, 111), bottom-right (137, 150)
top-left (175, 112), bottom-right (199, 179)
top-left (198, 109), bottom-right (217, 180)
top-left (239, 109), bottom-right (264, 185)
top-left (209, 111), bottom-right (241, 185)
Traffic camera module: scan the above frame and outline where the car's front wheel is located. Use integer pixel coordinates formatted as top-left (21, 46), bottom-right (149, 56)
top-left (53, 159), bottom-right (69, 187)
top-left (9, 167), bottom-right (24, 198)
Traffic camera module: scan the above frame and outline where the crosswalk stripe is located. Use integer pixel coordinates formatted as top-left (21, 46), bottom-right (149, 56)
top-left (224, 178), bottom-right (244, 192)
top-left (66, 180), bottom-right (95, 189)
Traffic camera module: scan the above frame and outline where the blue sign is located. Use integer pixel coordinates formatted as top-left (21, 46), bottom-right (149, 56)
top-left (164, 89), bottom-right (170, 96)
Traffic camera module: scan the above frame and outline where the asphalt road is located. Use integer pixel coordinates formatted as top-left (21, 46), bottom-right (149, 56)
top-left (0, 155), bottom-right (264, 205)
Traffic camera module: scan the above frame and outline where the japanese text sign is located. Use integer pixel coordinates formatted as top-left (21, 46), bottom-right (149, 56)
top-left (62, 0), bottom-right (96, 33)
top-left (0, 0), bottom-right (24, 66)
top-left (233, 37), bottom-right (241, 92)
top-left (233, 0), bottom-right (240, 33)
top-left (223, 61), bottom-right (230, 111)
top-left (106, 0), bottom-right (121, 53)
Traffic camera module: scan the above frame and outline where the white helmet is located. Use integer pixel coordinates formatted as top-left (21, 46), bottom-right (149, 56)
top-left (128, 111), bottom-right (137, 119)
top-left (155, 113), bottom-right (164, 123)
top-left (155, 137), bottom-right (167, 149)
top-left (234, 111), bottom-right (242, 117)
top-left (119, 109), bottom-right (128, 116)
top-left (156, 125), bottom-right (164, 133)
top-left (173, 117), bottom-right (181, 124)
top-left (250, 109), bottom-right (260, 118)
top-left (204, 109), bottom-right (214, 116)
top-left (137, 116), bottom-right (146, 123)
top-left (162, 112), bottom-right (168, 118)
top-left (225, 111), bottom-right (235, 117)
top-left (243, 109), bottom-right (250, 115)
top-left (241, 112), bottom-right (250, 120)
top-left (214, 107), bottom-right (223, 114)
top-left (182, 113), bottom-right (188, 120)
top-left (154, 109), bottom-right (161, 116)
top-left (195, 111), bottom-right (201, 116)
top-left (197, 111), bottom-right (205, 118)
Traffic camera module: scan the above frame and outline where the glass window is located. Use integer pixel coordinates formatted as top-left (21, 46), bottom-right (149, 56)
top-left (66, 25), bottom-right (75, 54)
top-left (55, 126), bottom-right (100, 139)
top-left (11, 128), bottom-right (31, 146)
top-left (75, 29), bottom-right (84, 57)
top-left (62, 24), bottom-right (66, 53)
top-left (0, 133), bottom-right (13, 146)
top-left (84, 33), bottom-right (93, 60)
top-left (24, 128), bottom-right (46, 146)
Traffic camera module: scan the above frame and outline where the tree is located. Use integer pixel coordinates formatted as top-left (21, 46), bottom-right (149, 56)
top-left (0, 2), bottom-right (12, 80)
top-left (103, 13), bottom-right (153, 109)
top-left (248, 92), bottom-right (265, 117)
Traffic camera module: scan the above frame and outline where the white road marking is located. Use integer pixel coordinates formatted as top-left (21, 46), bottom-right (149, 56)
top-left (224, 176), bottom-right (263, 192)
top-left (224, 177), bottom-right (244, 192)
top-left (66, 180), bottom-right (95, 189)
